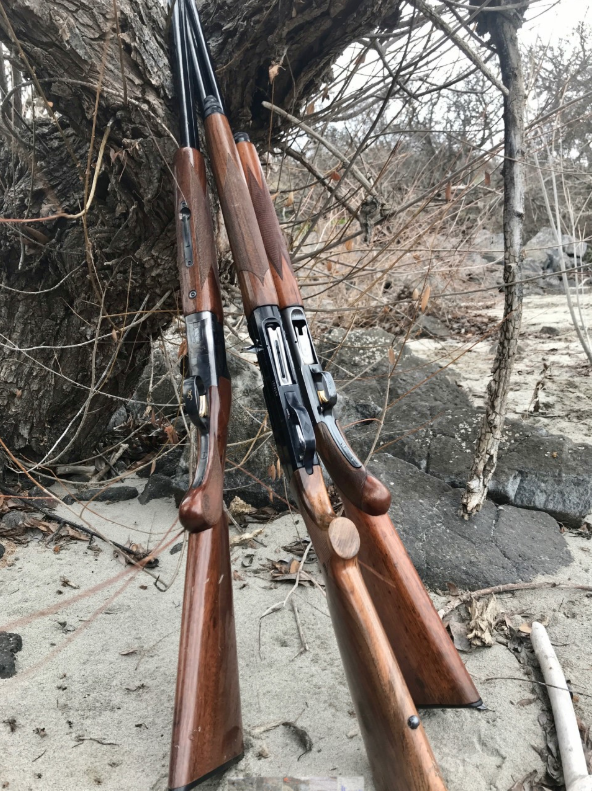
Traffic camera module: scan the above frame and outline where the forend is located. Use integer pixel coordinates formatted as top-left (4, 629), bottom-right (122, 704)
top-left (247, 305), bottom-right (316, 479)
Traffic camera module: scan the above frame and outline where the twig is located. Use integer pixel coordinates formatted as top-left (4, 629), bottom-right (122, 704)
top-left (405, 0), bottom-right (509, 96)
top-left (291, 599), bottom-right (309, 658)
top-left (262, 102), bottom-right (380, 199)
top-left (438, 581), bottom-right (592, 619)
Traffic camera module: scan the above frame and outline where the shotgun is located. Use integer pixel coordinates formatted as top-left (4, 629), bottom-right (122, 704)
top-left (168, 2), bottom-right (242, 788)
top-left (181, 2), bottom-right (456, 787)
top-left (233, 115), bottom-right (482, 710)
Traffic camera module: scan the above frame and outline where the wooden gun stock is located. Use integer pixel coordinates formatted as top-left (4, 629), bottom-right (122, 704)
top-left (341, 491), bottom-right (482, 709)
top-left (168, 519), bottom-right (243, 790)
top-left (292, 469), bottom-right (448, 791)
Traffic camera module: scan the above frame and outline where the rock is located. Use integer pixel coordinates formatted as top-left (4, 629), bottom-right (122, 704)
top-left (412, 314), bottom-right (449, 340)
top-left (0, 632), bottom-right (23, 679)
top-left (0, 543), bottom-right (5, 560)
top-left (170, 542), bottom-right (183, 555)
top-left (0, 511), bottom-right (27, 530)
top-left (172, 475), bottom-right (190, 507)
top-left (473, 229), bottom-right (504, 263)
top-left (138, 474), bottom-right (177, 504)
top-left (129, 345), bottom-right (181, 421)
top-left (321, 327), bottom-right (592, 526)
top-left (106, 405), bottom-right (128, 431)
top-left (540, 325), bottom-right (560, 336)
top-left (135, 445), bottom-right (185, 479)
top-left (525, 227), bottom-right (586, 266)
top-left (369, 455), bottom-right (571, 589)
top-left (62, 486), bottom-right (138, 505)
top-left (522, 256), bottom-right (543, 276)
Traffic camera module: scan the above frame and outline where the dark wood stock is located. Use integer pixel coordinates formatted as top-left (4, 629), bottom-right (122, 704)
top-left (291, 468), bottom-right (448, 791)
top-left (315, 422), bottom-right (391, 516)
top-left (203, 114), bottom-right (278, 315)
top-left (168, 518), bottom-right (243, 790)
top-left (174, 147), bottom-right (223, 322)
top-left (341, 491), bottom-right (482, 708)
top-left (236, 140), bottom-right (303, 309)
top-left (179, 378), bottom-right (230, 534)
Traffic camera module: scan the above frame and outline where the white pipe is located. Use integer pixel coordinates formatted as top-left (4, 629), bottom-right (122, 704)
top-left (531, 622), bottom-right (592, 791)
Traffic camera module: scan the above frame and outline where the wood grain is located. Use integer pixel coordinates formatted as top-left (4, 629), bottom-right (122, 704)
top-left (168, 511), bottom-right (243, 789)
top-left (178, 378), bottom-right (231, 534)
top-left (291, 466), bottom-right (448, 791)
top-left (236, 140), bottom-right (303, 309)
top-left (341, 491), bottom-right (482, 708)
top-left (204, 114), bottom-right (278, 314)
top-left (174, 147), bottom-right (223, 322)
top-left (315, 422), bottom-right (391, 516)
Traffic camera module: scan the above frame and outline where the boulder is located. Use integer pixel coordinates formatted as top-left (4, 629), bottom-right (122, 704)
top-left (138, 474), bottom-right (182, 505)
top-left (472, 229), bottom-right (504, 263)
top-left (525, 227), bottom-right (587, 266)
top-left (369, 454), bottom-right (571, 589)
top-left (322, 327), bottom-right (592, 526)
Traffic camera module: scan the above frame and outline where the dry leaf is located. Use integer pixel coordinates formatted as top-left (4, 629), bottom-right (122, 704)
top-left (466, 595), bottom-right (500, 647)
top-left (270, 192), bottom-right (279, 202)
top-left (445, 181), bottom-right (452, 202)
top-left (484, 170), bottom-right (491, 187)
top-left (448, 620), bottom-right (471, 652)
top-left (269, 62), bottom-right (282, 83)
top-left (232, 570), bottom-right (245, 581)
top-left (355, 52), bottom-right (366, 65)
top-left (177, 339), bottom-right (187, 359)
top-left (388, 347), bottom-right (396, 366)
top-left (267, 464), bottom-right (277, 481)
top-left (289, 559), bottom-right (301, 574)
top-left (518, 623), bottom-right (532, 635)
top-left (164, 425), bottom-right (179, 445)
top-left (229, 528), bottom-right (264, 547)
top-left (285, 192), bottom-right (295, 208)
top-left (328, 169), bottom-right (341, 182)
top-left (345, 238), bottom-right (354, 252)
top-left (306, 102), bottom-right (315, 115)
top-left (446, 581), bottom-right (461, 596)
top-left (120, 648), bottom-right (138, 656)
top-left (420, 285), bottom-right (431, 313)
top-left (326, 260), bottom-right (333, 272)
top-left (276, 458), bottom-right (282, 479)
top-left (412, 288), bottom-right (420, 301)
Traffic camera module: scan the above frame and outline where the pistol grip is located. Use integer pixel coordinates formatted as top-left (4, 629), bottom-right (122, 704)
top-left (315, 422), bottom-right (391, 516)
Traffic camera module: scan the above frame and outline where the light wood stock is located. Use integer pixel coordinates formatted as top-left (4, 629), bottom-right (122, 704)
top-left (341, 491), bottom-right (482, 708)
top-left (291, 468), bottom-right (448, 791)
top-left (168, 519), bottom-right (243, 790)
top-left (203, 114), bottom-right (278, 315)
top-left (236, 139), bottom-right (303, 309)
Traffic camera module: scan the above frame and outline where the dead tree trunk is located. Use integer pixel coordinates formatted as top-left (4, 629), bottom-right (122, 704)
top-left (461, 1), bottom-right (527, 517)
top-left (0, 0), bottom-right (401, 468)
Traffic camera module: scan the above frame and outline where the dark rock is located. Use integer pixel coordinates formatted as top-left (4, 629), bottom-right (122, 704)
top-left (170, 542), bottom-right (183, 555)
top-left (172, 475), bottom-right (190, 507)
top-left (320, 327), bottom-right (592, 527)
top-left (412, 314), bottom-right (450, 340)
top-left (0, 633), bottom-right (23, 679)
top-left (369, 454), bottom-right (572, 589)
top-left (540, 326), bottom-right (560, 336)
top-left (0, 543), bottom-right (5, 560)
top-left (62, 486), bottom-right (138, 505)
top-left (135, 445), bottom-right (185, 479)
top-left (138, 474), bottom-right (187, 505)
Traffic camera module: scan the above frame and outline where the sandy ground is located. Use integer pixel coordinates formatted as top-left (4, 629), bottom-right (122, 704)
top-left (408, 293), bottom-right (592, 444)
top-left (1, 486), bottom-right (591, 791)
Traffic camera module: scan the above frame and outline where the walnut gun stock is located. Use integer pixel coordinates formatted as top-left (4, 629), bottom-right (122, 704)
top-left (168, 2), bottom-right (242, 787)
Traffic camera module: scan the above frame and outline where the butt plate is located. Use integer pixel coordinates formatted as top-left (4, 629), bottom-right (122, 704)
top-left (169, 751), bottom-right (244, 791)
